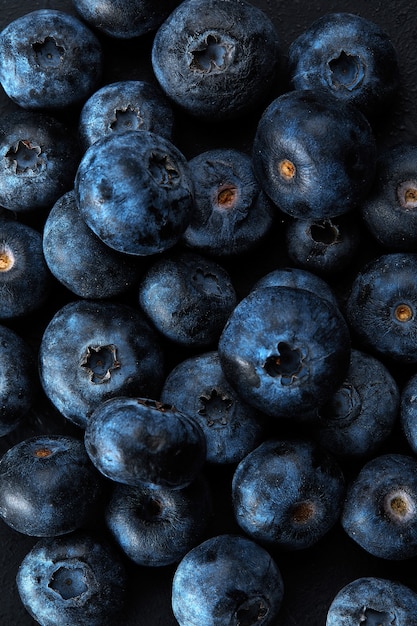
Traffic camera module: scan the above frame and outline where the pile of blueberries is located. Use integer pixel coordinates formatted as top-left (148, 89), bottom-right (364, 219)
top-left (1, 1), bottom-right (417, 624)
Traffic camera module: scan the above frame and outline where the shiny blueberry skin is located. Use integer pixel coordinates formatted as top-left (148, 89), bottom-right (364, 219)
top-left (84, 397), bottom-right (206, 489)
top-left (0, 218), bottom-right (52, 320)
top-left (232, 438), bottom-right (345, 550)
top-left (16, 531), bottom-right (127, 626)
top-left (151, 0), bottom-right (281, 121)
top-left (105, 475), bottom-right (212, 567)
top-left (182, 148), bottom-right (275, 257)
top-left (74, 130), bottom-right (194, 256)
top-left (361, 143), bottom-right (417, 250)
top-left (160, 351), bottom-right (266, 465)
top-left (78, 80), bottom-right (175, 152)
top-left (0, 110), bottom-right (80, 213)
top-left (400, 371), bottom-right (417, 455)
top-left (341, 453), bottom-right (417, 560)
top-left (73, 0), bottom-right (181, 39)
top-left (218, 285), bottom-right (351, 418)
top-left (346, 252), bottom-right (417, 363)
top-left (0, 435), bottom-right (105, 536)
top-left (314, 349), bottom-right (400, 458)
top-left (171, 533), bottom-right (284, 626)
top-left (0, 9), bottom-right (103, 110)
top-left (138, 250), bottom-right (237, 349)
top-left (43, 190), bottom-right (143, 299)
top-left (0, 324), bottom-right (38, 436)
top-left (38, 299), bottom-right (165, 429)
top-left (326, 577), bottom-right (417, 626)
top-left (252, 89), bottom-right (377, 220)
top-left (288, 13), bottom-right (399, 121)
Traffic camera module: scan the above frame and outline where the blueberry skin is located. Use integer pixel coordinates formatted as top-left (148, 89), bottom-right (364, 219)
top-left (85, 397), bottom-right (206, 489)
top-left (288, 13), bottom-right (399, 120)
top-left (74, 130), bottom-right (194, 256)
top-left (138, 250), bottom-right (237, 348)
top-left (182, 148), bottom-right (275, 257)
top-left (361, 143), bottom-right (417, 251)
top-left (0, 110), bottom-right (80, 213)
top-left (73, 0), bottom-right (181, 39)
top-left (38, 299), bottom-right (165, 429)
top-left (16, 531), bottom-right (127, 626)
top-left (151, 0), bottom-right (281, 121)
top-left (218, 285), bottom-right (351, 418)
top-left (232, 438), bottom-right (345, 550)
top-left (43, 190), bottom-right (143, 299)
top-left (0, 324), bottom-right (39, 436)
top-left (252, 89), bottom-right (377, 220)
top-left (326, 577), bottom-right (417, 626)
top-left (160, 351), bottom-right (265, 465)
top-left (171, 533), bottom-right (284, 626)
top-left (0, 218), bottom-right (52, 320)
top-left (315, 349), bottom-right (399, 458)
top-left (78, 80), bottom-right (175, 151)
top-left (346, 252), bottom-right (417, 363)
top-left (0, 435), bottom-right (105, 537)
top-left (400, 371), bottom-right (417, 455)
top-left (105, 475), bottom-right (212, 567)
top-left (0, 9), bottom-right (103, 110)
top-left (341, 453), bottom-right (417, 560)
top-left (251, 266), bottom-right (338, 307)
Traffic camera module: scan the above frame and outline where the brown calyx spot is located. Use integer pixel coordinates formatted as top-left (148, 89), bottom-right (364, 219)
top-left (34, 447), bottom-right (53, 458)
top-left (397, 180), bottom-right (417, 210)
top-left (216, 184), bottom-right (238, 209)
top-left (384, 488), bottom-right (415, 522)
top-left (278, 159), bottom-right (296, 181)
top-left (291, 501), bottom-right (315, 524)
top-left (0, 246), bottom-right (14, 272)
top-left (394, 303), bottom-right (413, 322)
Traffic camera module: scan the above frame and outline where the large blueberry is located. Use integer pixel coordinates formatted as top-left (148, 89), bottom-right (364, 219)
top-left (251, 266), bottom-right (338, 307)
top-left (232, 438), bottom-right (345, 550)
top-left (171, 534), bottom-right (284, 626)
top-left (252, 89), bottom-right (377, 220)
top-left (326, 577), bottom-right (417, 626)
top-left (84, 396), bottom-right (206, 489)
top-left (16, 531), bottom-right (127, 626)
top-left (38, 299), bottom-right (165, 429)
top-left (218, 285), bottom-right (351, 418)
top-left (341, 453), bottom-right (417, 559)
top-left (400, 371), bottom-right (417, 455)
top-left (0, 435), bottom-right (105, 536)
top-left (105, 475), bottom-right (212, 567)
top-left (288, 13), bottom-right (399, 120)
top-left (151, 0), bottom-right (281, 120)
top-left (74, 130), bottom-right (194, 256)
top-left (0, 9), bottom-right (103, 110)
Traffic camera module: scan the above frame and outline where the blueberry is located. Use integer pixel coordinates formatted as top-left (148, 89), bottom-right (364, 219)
top-left (160, 350), bottom-right (266, 465)
top-left (74, 130), bottom-right (194, 256)
top-left (314, 349), bottom-right (400, 458)
top-left (232, 438), bottom-right (345, 550)
top-left (326, 576), bottom-right (417, 626)
top-left (0, 324), bottom-right (39, 437)
top-left (78, 80), bottom-right (175, 151)
top-left (42, 190), bottom-right (143, 300)
top-left (38, 299), bottom-right (165, 429)
top-left (182, 148), bottom-right (275, 257)
top-left (16, 531), bottom-right (127, 626)
top-left (251, 266), bottom-right (338, 307)
top-left (84, 396), bottom-right (206, 489)
top-left (151, 0), bottom-right (282, 120)
top-left (138, 250), bottom-right (237, 348)
top-left (0, 110), bottom-right (80, 213)
top-left (400, 371), bottom-right (417, 455)
top-left (73, 0), bottom-right (181, 39)
top-left (341, 453), bottom-right (417, 560)
top-left (171, 533), bottom-right (284, 626)
top-left (252, 89), bottom-right (377, 220)
top-left (346, 252), bottom-right (417, 363)
top-left (0, 435), bottom-right (105, 536)
top-left (105, 475), bottom-right (212, 567)
top-left (218, 285), bottom-right (351, 418)
top-left (288, 13), bottom-right (400, 120)
top-left (361, 143), bottom-right (417, 250)
top-left (0, 218), bottom-right (52, 320)
top-left (0, 9), bottom-right (103, 110)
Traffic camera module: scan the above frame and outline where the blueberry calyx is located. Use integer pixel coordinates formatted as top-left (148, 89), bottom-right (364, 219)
top-left (109, 106), bottom-right (143, 132)
top-left (328, 50), bottom-right (365, 91)
top-left (48, 561), bottom-right (93, 601)
top-left (216, 183), bottom-right (238, 210)
top-left (32, 37), bottom-right (64, 68)
top-left (198, 388), bottom-right (232, 427)
top-left (188, 31), bottom-right (235, 74)
top-left (148, 151), bottom-right (180, 188)
top-left (234, 596), bottom-right (269, 625)
top-left (6, 140), bottom-right (44, 174)
top-left (80, 344), bottom-right (120, 384)
top-left (278, 158), bottom-right (296, 181)
top-left (393, 303), bottom-right (414, 323)
top-left (359, 607), bottom-right (395, 625)
top-left (309, 220), bottom-right (341, 245)
top-left (263, 341), bottom-right (306, 386)
top-left (397, 180), bottom-right (417, 210)
top-left (384, 488), bottom-right (416, 523)
top-left (0, 245), bottom-right (14, 272)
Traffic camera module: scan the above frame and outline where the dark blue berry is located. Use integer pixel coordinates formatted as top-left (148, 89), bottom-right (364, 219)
top-left (400, 371), bottom-right (417, 455)
top-left (251, 266), bottom-right (338, 307)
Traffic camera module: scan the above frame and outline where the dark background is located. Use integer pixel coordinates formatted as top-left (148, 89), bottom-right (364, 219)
top-left (1, 1), bottom-right (417, 624)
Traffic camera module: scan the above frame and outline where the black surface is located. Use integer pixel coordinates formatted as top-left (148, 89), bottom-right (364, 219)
top-left (1, 1), bottom-right (417, 625)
